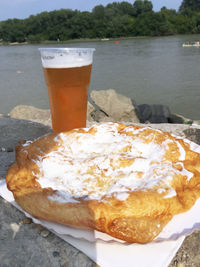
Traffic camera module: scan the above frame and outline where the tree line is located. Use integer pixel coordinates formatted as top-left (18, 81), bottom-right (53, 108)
top-left (0, 0), bottom-right (200, 43)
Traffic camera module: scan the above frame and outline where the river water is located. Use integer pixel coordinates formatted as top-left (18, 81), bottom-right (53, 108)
top-left (0, 35), bottom-right (200, 119)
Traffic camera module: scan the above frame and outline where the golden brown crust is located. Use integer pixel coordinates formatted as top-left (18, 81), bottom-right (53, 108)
top-left (6, 123), bottom-right (200, 243)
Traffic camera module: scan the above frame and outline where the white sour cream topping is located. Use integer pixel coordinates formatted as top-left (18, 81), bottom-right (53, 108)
top-left (34, 123), bottom-right (194, 202)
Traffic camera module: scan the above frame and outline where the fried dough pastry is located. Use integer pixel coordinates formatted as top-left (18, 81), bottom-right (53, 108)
top-left (6, 122), bottom-right (200, 243)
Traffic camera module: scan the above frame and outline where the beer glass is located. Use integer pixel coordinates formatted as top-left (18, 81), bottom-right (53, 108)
top-left (39, 48), bottom-right (95, 133)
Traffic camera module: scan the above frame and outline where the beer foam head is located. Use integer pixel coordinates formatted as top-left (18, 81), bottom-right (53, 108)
top-left (39, 48), bottom-right (95, 68)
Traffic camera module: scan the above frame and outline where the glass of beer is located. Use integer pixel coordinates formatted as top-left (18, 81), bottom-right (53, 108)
top-left (39, 47), bottom-right (95, 133)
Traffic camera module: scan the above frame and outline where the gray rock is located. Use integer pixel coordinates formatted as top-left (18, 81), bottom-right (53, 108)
top-left (90, 109), bottom-right (110, 122)
top-left (137, 104), bottom-right (170, 123)
top-left (9, 103), bottom-right (96, 126)
top-left (87, 101), bottom-right (96, 122)
top-left (9, 105), bottom-right (52, 126)
top-left (136, 104), bottom-right (152, 122)
top-left (169, 230), bottom-right (200, 267)
top-left (90, 89), bottom-right (139, 123)
top-left (183, 128), bottom-right (200, 145)
top-left (0, 117), bottom-right (51, 150)
top-left (0, 151), bottom-right (15, 177)
top-left (168, 113), bottom-right (193, 124)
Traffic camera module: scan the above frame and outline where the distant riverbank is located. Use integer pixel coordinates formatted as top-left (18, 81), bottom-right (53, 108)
top-left (0, 35), bottom-right (150, 46)
top-left (0, 34), bottom-right (198, 47)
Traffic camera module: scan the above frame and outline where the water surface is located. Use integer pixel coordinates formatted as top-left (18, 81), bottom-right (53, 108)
top-left (0, 35), bottom-right (200, 119)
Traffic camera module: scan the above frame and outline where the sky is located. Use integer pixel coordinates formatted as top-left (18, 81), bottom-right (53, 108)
top-left (0, 0), bottom-right (182, 21)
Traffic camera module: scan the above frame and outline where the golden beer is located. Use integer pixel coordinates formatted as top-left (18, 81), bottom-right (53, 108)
top-left (43, 64), bottom-right (92, 133)
top-left (39, 48), bottom-right (95, 132)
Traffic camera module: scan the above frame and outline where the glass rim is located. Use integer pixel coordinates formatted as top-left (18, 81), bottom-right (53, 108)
top-left (38, 47), bottom-right (95, 52)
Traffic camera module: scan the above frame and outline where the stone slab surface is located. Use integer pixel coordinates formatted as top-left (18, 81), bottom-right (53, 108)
top-left (1, 117), bottom-right (200, 266)
top-left (0, 117), bottom-right (52, 150)
top-left (0, 196), bottom-right (95, 267)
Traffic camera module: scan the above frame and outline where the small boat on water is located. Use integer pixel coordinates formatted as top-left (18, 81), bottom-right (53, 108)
top-left (182, 41), bottom-right (200, 47)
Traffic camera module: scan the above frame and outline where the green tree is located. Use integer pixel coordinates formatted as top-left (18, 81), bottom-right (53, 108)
top-left (174, 14), bottom-right (195, 33)
top-left (118, 1), bottom-right (135, 16)
top-left (133, 12), bottom-right (169, 36)
top-left (179, 0), bottom-right (200, 13)
top-left (0, 1), bottom-right (200, 43)
top-left (0, 19), bottom-right (26, 42)
top-left (159, 8), bottom-right (178, 34)
top-left (133, 0), bottom-right (153, 16)
top-left (191, 12), bottom-right (200, 32)
top-left (92, 5), bottom-right (105, 20)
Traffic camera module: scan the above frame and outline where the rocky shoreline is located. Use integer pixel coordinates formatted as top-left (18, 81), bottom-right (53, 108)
top-left (1, 89), bottom-right (199, 127)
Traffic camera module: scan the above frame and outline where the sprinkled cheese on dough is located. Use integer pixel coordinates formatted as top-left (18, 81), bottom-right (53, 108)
top-left (34, 123), bottom-right (193, 202)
